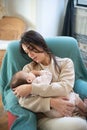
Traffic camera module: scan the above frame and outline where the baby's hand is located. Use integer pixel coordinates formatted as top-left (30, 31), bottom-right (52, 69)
top-left (13, 84), bottom-right (32, 97)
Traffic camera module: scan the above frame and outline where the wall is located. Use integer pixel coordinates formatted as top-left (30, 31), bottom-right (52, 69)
top-left (0, 0), bottom-right (7, 19)
top-left (36, 0), bottom-right (66, 37)
top-left (4, 0), bottom-right (67, 37)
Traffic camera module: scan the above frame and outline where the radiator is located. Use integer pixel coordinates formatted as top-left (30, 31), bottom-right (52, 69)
top-left (74, 7), bottom-right (87, 67)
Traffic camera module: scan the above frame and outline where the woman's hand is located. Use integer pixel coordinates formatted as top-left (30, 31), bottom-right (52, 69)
top-left (79, 98), bottom-right (87, 116)
top-left (50, 97), bottom-right (75, 117)
top-left (78, 109), bottom-right (87, 117)
top-left (13, 84), bottom-right (32, 97)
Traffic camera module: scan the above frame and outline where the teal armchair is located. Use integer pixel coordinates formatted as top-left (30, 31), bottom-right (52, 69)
top-left (0, 36), bottom-right (87, 130)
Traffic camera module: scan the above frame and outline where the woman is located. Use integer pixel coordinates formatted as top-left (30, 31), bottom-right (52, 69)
top-left (14, 30), bottom-right (87, 130)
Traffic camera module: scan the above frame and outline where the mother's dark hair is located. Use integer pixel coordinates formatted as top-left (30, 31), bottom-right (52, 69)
top-left (20, 30), bottom-right (60, 72)
top-left (20, 30), bottom-right (51, 54)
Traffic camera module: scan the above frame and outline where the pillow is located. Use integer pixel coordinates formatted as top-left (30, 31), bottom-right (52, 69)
top-left (0, 40), bottom-right (15, 50)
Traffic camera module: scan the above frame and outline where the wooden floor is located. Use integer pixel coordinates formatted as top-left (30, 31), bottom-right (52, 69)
top-left (0, 95), bottom-right (8, 130)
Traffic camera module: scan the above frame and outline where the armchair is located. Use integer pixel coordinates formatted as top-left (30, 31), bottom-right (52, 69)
top-left (0, 36), bottom-right (87, 130)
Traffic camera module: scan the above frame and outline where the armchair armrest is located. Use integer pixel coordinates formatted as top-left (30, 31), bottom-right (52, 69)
top-left (74, 79), bottom-right (87, 100)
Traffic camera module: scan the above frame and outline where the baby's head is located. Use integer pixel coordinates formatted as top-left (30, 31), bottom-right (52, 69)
top-left (10, 70), bottom-right (36, 89)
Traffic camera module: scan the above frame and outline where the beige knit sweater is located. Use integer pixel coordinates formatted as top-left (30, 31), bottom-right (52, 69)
top-left (19, 56), bottom-right (75, 118)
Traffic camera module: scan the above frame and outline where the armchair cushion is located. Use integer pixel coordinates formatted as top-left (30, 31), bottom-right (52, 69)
top-left (0, 36), bottom-right (87, 129)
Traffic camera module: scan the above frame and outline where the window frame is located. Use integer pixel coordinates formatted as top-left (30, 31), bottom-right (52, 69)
top-left (76, 0), bottom-right (87, 7)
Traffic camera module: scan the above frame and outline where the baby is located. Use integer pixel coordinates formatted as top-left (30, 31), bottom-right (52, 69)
top-left (10, 69), bottom-right (52, 89)
top-left (10, 69), bottom-right (87, 118)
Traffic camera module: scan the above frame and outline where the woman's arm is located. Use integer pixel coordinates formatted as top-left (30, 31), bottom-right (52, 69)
top-left (13, 84), bottom-right (75, 116)
top-left (31, 58), bottom-right (75, 97)
top-left (19, 95), bottom-right (75, 116)
top-left (15, 58), bottom-right (74, 98)
top-left (16, 58), bottom-right (74, 98)
top-left (19, 95), bottom-right (51, 113)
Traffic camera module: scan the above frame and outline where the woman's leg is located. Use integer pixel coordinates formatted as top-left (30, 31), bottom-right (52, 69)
top-left (38, 117), bottom-right (87, 130)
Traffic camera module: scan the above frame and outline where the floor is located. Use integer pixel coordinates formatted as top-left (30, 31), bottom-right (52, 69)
top-left (0, 95), bottom-right (8, 130)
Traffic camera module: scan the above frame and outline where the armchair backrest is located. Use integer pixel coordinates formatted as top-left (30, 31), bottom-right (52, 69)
top-left (0, 36), bottom-right (87, 93)
top-left (46, 37), bottom-right (87, 81)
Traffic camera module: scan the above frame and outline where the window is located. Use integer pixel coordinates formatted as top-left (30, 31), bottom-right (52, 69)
top-left (76, 0), bottom-right (87, 7)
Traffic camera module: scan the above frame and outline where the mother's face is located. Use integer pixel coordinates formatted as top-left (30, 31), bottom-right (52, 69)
top-left (22, 44), bottom-right (46, 64)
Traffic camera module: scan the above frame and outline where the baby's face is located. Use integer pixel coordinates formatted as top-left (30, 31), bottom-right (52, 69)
top-left (26, 72), bottom-right (36, 83)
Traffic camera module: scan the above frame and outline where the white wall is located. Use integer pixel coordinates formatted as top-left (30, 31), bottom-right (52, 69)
top-left (36, 0), bottom-right (66, 37)
top-left (4, 0), bottom-right (67, 37)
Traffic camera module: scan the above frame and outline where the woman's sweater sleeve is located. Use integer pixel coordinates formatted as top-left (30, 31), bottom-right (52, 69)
top-left (31, 58), bottom-right (75, 97)
top-left (22, 63), bottom-right (51, 112)
top-left (19, 96), bottom-right (51, 113)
